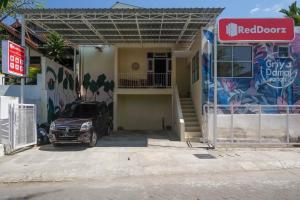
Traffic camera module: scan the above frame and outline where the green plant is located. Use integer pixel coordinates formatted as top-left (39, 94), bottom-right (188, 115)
top-left (83, 73), bottom-right (91, 101)
top-left (45, 32), bottom-right (66, 63)
top-left (0, 0), bottom-right (9, 9)
top-left (89, 80), bottom-right (98, 100)
top-left (280, 1), bottom-right (300, 26)
top-left (0, 0), bottom-right (43, 22)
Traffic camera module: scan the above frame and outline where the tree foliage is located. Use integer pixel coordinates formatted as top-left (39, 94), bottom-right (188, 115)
top-left (0, 0), bottom-right (43, 22)
top-left (280, 1), bottom-right (300, 26)
top-left (45, 32), bottom-right (66, 63)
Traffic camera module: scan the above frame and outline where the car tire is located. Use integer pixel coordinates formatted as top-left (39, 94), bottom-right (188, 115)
top-left (52, 143), bottom-right (60, 147)
top-left (89, 131), bottom-right (98, 147)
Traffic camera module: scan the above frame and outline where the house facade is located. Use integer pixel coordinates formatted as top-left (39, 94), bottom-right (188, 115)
top-left (10, 4), bottom-right (300, 144)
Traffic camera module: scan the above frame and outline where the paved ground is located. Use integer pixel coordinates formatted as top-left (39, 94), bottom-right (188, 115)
top-left (1, 169), bottom-right (300, 200)
top-left (0, 131), bottom-right (300, 199)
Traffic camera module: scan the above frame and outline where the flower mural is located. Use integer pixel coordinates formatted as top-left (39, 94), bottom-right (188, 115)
top-left (202, 27), bottom-right (300, 114)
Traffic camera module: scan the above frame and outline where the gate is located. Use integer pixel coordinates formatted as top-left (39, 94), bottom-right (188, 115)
top-left (8, 104), bottom-right (37, 151)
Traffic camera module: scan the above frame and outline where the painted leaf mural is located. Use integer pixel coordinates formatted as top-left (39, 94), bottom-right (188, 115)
top-left (63, 78), bottom-right (68, 90)
top-left (68, 74), bottom-right (74, 91)
top-left (57, 67), bottom-right (64, 83)
top-left (89, 80), bottom-right (98, 98)
top-left (46, 64), bottom-right (77, 122)
top-left (83, 73), bottom-right (91, 90)
top-left (97, 74), bottom-right (106, 88)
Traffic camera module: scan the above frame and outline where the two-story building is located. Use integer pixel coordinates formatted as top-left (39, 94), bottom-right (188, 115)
top-left (17, 3), bottom-right (300, 145)
top-left (17, 4), bottom-right (223, 142)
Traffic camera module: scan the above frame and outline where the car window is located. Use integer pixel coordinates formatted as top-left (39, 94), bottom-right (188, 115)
top-left (72, 104), bottom-right (98, 118)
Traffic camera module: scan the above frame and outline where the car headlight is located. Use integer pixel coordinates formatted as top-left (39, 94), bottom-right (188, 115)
top-left (50, 122), bottom-right (56, 131)
top-left (80, 121), bottom-right (93, 131)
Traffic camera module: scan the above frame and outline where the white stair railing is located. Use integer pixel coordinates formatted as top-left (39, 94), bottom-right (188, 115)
top-left (173, 84), bottom-right (185, 141)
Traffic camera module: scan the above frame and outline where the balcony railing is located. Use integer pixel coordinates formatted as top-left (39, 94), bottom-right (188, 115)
top-left (118, 72), bottom-right (171, 88)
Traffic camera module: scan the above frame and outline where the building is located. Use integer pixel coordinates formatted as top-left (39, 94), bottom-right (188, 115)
top-left (10, 3), bottom-right (300, 145)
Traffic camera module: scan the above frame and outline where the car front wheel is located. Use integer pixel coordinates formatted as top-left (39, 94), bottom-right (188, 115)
top-left (89, 131), bottom-right (98, 147)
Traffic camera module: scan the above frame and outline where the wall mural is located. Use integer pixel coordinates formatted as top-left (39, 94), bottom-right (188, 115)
top-left (46, 66), bottom-right (78, 122)
top-left (82, 73), bottom-right (114, 116)
top-left (202, 27), bottom-right (300, 114)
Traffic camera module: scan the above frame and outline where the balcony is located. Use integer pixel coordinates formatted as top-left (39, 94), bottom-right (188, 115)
top-left (118, 72), bottom-right (171, 88)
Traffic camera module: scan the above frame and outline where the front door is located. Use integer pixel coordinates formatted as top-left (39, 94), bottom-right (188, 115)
top-left (154, 59), bottom-right (167, 87)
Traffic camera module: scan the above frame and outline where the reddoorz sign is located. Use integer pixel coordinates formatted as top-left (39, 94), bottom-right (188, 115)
top-left (1, 40), bottom-right (26, 77)
top-left (218, 18), bottom-right (295, 42)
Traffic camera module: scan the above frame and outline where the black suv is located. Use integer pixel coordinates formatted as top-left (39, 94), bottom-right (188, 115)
top-left (48, 102), bottom-right (112, 147)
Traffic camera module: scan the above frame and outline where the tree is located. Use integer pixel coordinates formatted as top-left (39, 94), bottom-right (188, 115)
top-left (44, 32), bottom-right (66, 63)
top-left (280, 1), bottom-right (300, 26)
top-left (0, 0), bottom-right (43, 22)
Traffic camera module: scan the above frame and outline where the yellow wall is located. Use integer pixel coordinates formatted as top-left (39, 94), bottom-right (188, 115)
top-left (176, 58), bottom-right (190, 97)
top-left (118, 48), bottom-right (171, 74)
top-left (188, 34), bottom-right (202, 126)
top-left (118, 94), bottom-right (172, 130)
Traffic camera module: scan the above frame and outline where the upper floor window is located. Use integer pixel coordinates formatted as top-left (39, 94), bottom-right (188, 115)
top-left (216, 45), bottom-right (253, 78)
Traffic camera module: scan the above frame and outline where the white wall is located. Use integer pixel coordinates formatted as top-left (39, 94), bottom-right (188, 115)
top-left (206, 114), bottom-right (300, 143)
top-left (42, 57), bottom-right (77, 123)
top-left (81, 46), bottom-right (115, 104)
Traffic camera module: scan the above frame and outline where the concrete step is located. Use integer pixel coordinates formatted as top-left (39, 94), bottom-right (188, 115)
top-left (185, 131), bottom-right (202, 138)
top-left (185, 126), bottom-right (201, 132)
top-left (180, 98), bottom-right (192, 100)
top-left (184, 117), bottom-right (198, 122)
top-left (186, 137), bottom-right (202, 143)
top-left (181, 104), bottom-right (194, 109)
top-left (182, 108), bottom-right (194, 113)
top-left (180, 99), bottom-right (193, 103)
top-left (185, 121), bottom-right (200, 126)
top-left (183, 113), bottom-right (197, 118)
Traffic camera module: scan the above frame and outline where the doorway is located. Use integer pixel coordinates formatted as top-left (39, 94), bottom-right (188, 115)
top-left (154, 59), bottom-right (167, 87)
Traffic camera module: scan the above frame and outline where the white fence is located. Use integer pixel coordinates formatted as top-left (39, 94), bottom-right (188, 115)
top-left (8, 104), bottom-right (37, 152)
top-left (203, 104), bottom-right (300, 146)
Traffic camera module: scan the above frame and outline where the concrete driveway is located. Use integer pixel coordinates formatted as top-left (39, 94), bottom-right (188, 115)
top-left (0, 131), bottom-right (300, 183)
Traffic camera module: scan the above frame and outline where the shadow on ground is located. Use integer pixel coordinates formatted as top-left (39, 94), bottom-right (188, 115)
top-left (38, 131), bottom-right (180, 151)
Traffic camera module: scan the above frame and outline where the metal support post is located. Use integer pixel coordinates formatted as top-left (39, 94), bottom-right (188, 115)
top-left (258, 105), bottom-right (262, 143)
top-left (230, 105), bottom-right (234, 143)
top-left (213, 22), bottom-right (218, 148)
top-left (286, 106), bottom-right (290, 143)
top-left (21, 15), bottom-right (26, 104)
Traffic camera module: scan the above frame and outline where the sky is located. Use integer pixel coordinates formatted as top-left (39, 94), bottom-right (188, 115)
top-left (43, 0), bottom-right (299, 18)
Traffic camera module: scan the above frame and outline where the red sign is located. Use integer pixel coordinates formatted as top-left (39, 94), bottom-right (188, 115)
top-left (218, 18), bottom-right (295, 42)
top-left (1, 40), bottom-right (26, 76)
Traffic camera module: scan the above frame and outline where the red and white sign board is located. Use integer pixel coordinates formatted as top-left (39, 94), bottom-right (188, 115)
top-left (1, 40), bottom-right (26, 77)
top-left (218, 18), bottom-right (295, 42)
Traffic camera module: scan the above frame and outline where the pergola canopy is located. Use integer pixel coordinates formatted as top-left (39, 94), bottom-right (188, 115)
top-left (18, 8), bottom-right (223, 48)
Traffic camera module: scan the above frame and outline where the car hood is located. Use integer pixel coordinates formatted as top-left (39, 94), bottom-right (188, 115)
top-left (54, 118), bottom-right (92, 129)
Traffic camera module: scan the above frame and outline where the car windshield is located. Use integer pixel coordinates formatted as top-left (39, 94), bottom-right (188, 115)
top-left (61, 104), bottom-right (98, 118)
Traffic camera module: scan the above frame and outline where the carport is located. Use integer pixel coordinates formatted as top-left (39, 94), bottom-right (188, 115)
top-left (16, 7), bottom-right (223, 138)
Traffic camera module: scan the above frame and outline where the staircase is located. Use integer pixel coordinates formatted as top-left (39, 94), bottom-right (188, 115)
top-left (180, 98), bottom-right (202, 142)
